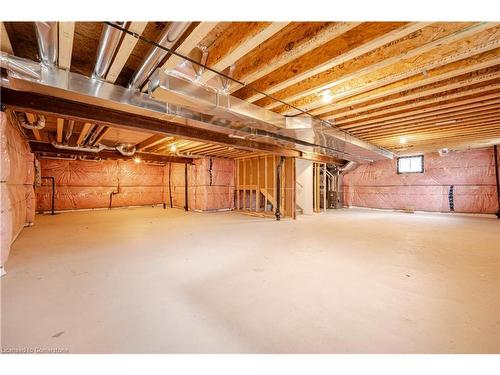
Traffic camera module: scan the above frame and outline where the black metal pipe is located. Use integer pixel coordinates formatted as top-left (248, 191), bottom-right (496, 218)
top-left (275, 157), bottom-right (285, 221)
top-left (169, 162), bottom-right (173, 208)
top-left (41, 176), bottom-right (55, 215)
top-left (494, 145), bottom-right (500, 219)
top-left (184, 163), bottom-right (189, 211)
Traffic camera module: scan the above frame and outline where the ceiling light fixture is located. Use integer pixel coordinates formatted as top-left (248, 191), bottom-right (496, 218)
top-left (438, 148), bottom-right (450, 156)
top-left (133, 156), bottom-right (141, 164)
top-left (319, 89), bottom-right (333, 104)
top-left (169, 143), bottom-right (177, 152)
top-left (399, 136), bottom-right (407, 144)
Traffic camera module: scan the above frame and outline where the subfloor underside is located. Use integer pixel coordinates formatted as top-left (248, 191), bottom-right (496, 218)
top-left (1, 207), bottom-right (499, 353)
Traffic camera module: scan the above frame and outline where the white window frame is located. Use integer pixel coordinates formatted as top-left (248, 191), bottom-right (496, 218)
top-left (397, 155), bottom-right (424, 174)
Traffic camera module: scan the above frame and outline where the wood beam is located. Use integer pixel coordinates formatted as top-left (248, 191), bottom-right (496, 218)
top-left (106, 22), bottom-right (148, 83)
top-left (370, 123), bottom-right (500, 143)
top-left (235, 22), bottom-right (426, 103)
top-left (56, 118), bottom-right (64, 143)
top-left (1, 88), bottom-right (301, 157)
top-left (390, 133), bottom-right (500, 153)
top-left (32, 129), bottom-right (42, 141)
top-left (76, 122), bottom-right (93, 145)
top-left (58, 22), bottom-right (75, 70)
top-left (327, 84), bottom-right (500, 123)
top-left (1, 22), bottom-right (13, 53)
top-left (259, 22), bottom-right (481, 110)
top-left (342, 99), bottom-right (500, 131)
top-left (321, 51), bottom-right (500, 120)
top-left (29, 141), bottom-right (193, 164)
top-left (160, 22), bottom-right (219, 72)
top-left (359, 114), bottom-right (500, 138)
top-left (229, 22), bottom-right (360, 89)
top-left (92, 126), bottom-right (109, 145)
top-left (200, 22), bottom-right (290, 83)
top-left (135, 134), bottom-right (173, 151)
top-left (282, 25), bottom-right (500, 115)
top-left (314, 70), bottom-right (500, 125)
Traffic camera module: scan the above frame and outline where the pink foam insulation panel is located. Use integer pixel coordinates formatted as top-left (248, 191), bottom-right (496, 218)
top-left (169, 158), bottom-right (235, 212)
top-left (1, 112), bottom-right (35, 267)
top-left (37, 157), bottom-right (235, 213)
top-left (37, 159), bottom-right (170, 210)
top-left (343, 148), bottom-right (499, 214)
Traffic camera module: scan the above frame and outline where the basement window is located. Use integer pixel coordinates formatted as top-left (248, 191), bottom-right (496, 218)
top-left (397, 155), bottom-right (424, 174)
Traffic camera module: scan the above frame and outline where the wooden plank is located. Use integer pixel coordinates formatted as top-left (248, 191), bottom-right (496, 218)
top-left (135, 134), bottom-right (172, 151)
top-left (58, 22), bottom-right (75, 70)
top-left (321, 51), bottom-right (500, 119)
top-left (344, 100), bottom-right (500, 132)
top-left (106, 22), bottom-right (148, 83)
top-left (236, 160), bottom-right (240, 210)
top-left (283, 25), bottom-right (500, 115)
top-left (313, 67), bottom-right (500, 121)
top-left (256, 156), bottom-right (260, 211)
top-left (1, 88), bottom-right (301, 157)
top-left (264, 156), bottom-right (268, 211)
top-left (379, 124), bottom-right (500, 140)
top-left (160, 22), bottom-right (219, 72)
top-left (243, 159), bottom-right (247, 210)
top-left (92, 126), bottom-right (109, 145)
top-left (272, 156), bottom-right (276, 213)
top-left (230, 22), bottom-right (360, 89)
top-left (328, 84), bottom-right (500, 123)
top-left (260, 22), bottom-right (479, 110)
top-left (348, 103), bottom-right (500, 134)
top-left (236, 22), bottom-right (426, 102)
top-left (361, 114), bottom-right (500, 139)
top-left (76, 122), bottom-right (93, 145)
top-left (32, 129), bottom-right (42, 141)
top-left (56, 118), bottom-right (64, 143)
top-left (1, 22), bottom-right (13, 53)
top-left (200, 22), bottom-right (290, 83)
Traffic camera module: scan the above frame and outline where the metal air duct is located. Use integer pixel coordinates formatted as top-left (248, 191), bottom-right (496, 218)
top-left (0, 52), bottom-right (41, 79)
top-left (127, 22), bottom-right (191, 90)
top-left (1, 54), bottom-right (392, 163)
top-left (34, 22), bottom-right (58, 67)
top-left (15, 111), bottom-right (45, 130)
top-left (93, 22), bottom-right (125, 79)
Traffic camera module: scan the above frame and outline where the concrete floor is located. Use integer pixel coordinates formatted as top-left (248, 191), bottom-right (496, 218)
top-left (1, 207), bottom-right (499, 353)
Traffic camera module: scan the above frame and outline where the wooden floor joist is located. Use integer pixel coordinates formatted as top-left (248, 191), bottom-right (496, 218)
top-left (106, 22), bottom-right (148, 83)
top-left (259, 22), bottom-right (477, 110)
top-left (234, 22), bottom-right (426, 103)
top-left (283, 26), bottom-right (500, 115)
top-left (200, 22), bottom-right (290, 83)
top-left (2, 21), bottom-right (499, 154)
top-left (58, 22), bottom-right (75, 70)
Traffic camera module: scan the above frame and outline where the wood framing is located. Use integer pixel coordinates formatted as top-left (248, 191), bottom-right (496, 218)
top-left (106, 22), bottom-right (148, 83)
top-left (235, 155), bottom-right (296, 219)
top-left (160, 22), bottom-right (219, 71)
top-left (1, 22), bottom-right (13, 53)
top-left (200, 22), bottom-right (290, 83)
top-left (58, 22), bottom-right (75, 70)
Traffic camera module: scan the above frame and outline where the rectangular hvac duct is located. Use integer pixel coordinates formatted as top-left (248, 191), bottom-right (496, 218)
top-left (149, 69), bottom-right (393, 161)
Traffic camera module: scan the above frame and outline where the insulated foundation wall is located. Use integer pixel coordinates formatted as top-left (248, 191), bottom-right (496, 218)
top-left (1, 111), bottom-right (35, 267)
top-left (37, 159), bottom-right (170, 210)
top-left (343, 148), bottom-right (499, 214)
top-left (170, 158), bottom-right (235, 212)
top-left (37, 157), bottom-right (235, 212)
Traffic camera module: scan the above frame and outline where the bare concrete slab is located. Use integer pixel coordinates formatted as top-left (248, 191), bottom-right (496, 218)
top-left (1, 207), bottom-right (498, 353)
